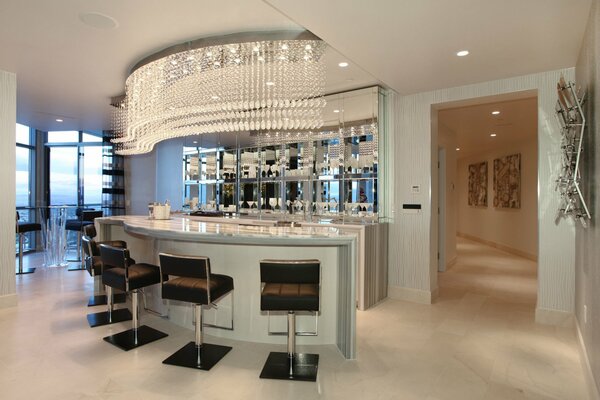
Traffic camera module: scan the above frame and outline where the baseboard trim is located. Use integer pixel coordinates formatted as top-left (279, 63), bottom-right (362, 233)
top-left (388, 285), bottom-right (433, 305)
top-left (457, 232), bottom-right (537, 261)
top-left (447, 256), bottom-right (457, 269)
top-left (0, 293), bottom-right (17, 309)
top-left (576, 319), bottom-right (600, 400)
top-left (535, 307), bottom-right (574, 327)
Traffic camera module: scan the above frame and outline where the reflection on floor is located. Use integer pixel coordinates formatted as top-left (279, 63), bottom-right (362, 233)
top-left (0, 240), bottom-right (587, 399)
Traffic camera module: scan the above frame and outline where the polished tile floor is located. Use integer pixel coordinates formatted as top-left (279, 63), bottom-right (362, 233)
top-left (0, 239), bottom-right (588, 399)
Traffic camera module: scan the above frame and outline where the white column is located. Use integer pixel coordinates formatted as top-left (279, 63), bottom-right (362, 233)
top-left (0, 69), bottom-right (17, 308)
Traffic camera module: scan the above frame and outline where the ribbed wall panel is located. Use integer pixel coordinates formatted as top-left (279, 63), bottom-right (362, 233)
top-left (389, 69), bottom-right (576, 312)
top-left (0, 70), bottom-right (16, 299)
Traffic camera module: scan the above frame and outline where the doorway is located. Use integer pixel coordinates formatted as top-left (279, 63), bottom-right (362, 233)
top-left (433, 92), bottom-right (539, 303)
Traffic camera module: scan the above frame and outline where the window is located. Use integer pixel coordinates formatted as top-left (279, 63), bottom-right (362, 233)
top-left (15, 123), bottom-right (35, 252)
top-left (49, 147), bottom-right (78, 205)
top-left (47, 131), bottom-right (104, 207)
top-left (47, 130), bottom-right (79, 143)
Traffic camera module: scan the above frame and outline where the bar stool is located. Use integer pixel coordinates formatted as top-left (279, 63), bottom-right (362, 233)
top-left (100, 244), bottom-right (168, 350)
top-left (86, 238), bottom-right (133, 328)
top-left (66, 209), bottom-right (102, 268)
top-left (159, 253), bottom-right (234, 370)
top-left (259, 259), bottom-right (320, 381)
top-left (15, 211), bottom-right (41, 275)
top-left (81, 224), bottom-right (126, 307)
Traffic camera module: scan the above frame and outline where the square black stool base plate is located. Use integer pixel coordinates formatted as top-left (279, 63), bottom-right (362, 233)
top-left (260, 352), bottom-right (319, 382)
top-left (103, 325), bottom-right (168, 351)
top-left (87, 293), bottom-right (126, 307)
top-left (87, 308), bottom-right (131, 328)
top-left (163, 342), bottom-right (232, 371)
top-left (68, 265), bottom-right (86, 271)
top-left (16, 268), bottom-right (35, 275)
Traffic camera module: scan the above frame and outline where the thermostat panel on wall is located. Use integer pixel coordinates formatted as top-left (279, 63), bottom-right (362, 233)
top-left (402, 204), bottom-right (422, 214)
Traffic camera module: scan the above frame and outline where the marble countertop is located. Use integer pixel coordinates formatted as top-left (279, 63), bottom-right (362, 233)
top-left (97, 215), bottom-right (357, 246)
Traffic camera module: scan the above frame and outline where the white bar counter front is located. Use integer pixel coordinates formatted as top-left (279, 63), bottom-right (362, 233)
top-left (96, 215), bottom-right (357, 359)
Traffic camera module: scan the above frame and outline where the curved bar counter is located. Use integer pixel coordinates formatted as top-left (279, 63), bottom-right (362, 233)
top-left (96, 216), bottom-right (357, 359)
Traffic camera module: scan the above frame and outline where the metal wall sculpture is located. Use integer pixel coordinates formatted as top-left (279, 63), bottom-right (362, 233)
top-left (493, 153), bottom-right (521, 209)
top-left (555, 76), bottom-right (591, 227)
top-left (468, 161), bottom-right (488, 207)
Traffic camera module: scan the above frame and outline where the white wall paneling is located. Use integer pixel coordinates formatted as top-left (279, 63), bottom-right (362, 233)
top-left (389, 69), bottom-right (576, 320)
top-left (0, 70), bottom-right (17, 307)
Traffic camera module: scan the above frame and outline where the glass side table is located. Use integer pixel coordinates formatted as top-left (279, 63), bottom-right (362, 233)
top-left (39, 206), bottom-right (70, 267)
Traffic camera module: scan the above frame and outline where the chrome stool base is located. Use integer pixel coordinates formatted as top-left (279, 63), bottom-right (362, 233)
top-left (163, 342), bottom-right (232, 371)
top-left (260, 352), bottom-right (319, 382)
top-left (87, 308), bottom-right (131, 328)
top-left (103, 325), bottom-right (168, 351)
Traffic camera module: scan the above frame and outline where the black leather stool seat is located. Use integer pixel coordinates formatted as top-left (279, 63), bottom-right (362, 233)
top-left (66, 220), bottom-right (93, 231)
top-left (261, 283), bottom-right (319, 311)
top-left (103, 263), bottom-right (161, 292)
top-left (162, 274), bottom-right (233, 304)
top-left (17, 222), bottom-right (41, 233)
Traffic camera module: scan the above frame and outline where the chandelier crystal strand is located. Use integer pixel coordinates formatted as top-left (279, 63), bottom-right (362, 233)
top-left (112, 35), bottom-right (326, 154)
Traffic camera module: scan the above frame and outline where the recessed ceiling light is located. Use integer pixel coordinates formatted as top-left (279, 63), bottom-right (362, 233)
top-left (338, 62), bottom-right (349, 68)
top-left (305, 44), bottom-right (312, 50)
top-left (333, 109), bottom-right (340, 113)
top-left (490, 133), bottom-right (497, 137)
top-left (456, 147), bottom-right (460, 151)
top-left (456, 50), bottom-right (469, 57)
top-left (79, 12), bottom-right (118, 29)
top-left (55, 118), bottom-right (63, 122)
top-left (192, 141), bottom-right (198, 144)
top-left (266, 81), bottom-right (275, 86)
top-left (492, 111), bottom-right (500, 115)
top-left (211, 95), bottom-right (219, 100)
top-left (281, 44), bottom-right (289, 50)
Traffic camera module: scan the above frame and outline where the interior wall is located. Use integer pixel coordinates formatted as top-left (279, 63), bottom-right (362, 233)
top-left (575, 0), bottom-right (600, 397)
top-left (388, 68), bottom-right (576, 321)
top-left (437, 123), bottom-right (458, 268)
top-left (0, 69), bottom-right (17, 307)
top-left (457, 136), bottom-right (538, 259)
top-left (125, 151), bottom-right (156, 215)
top-left (125, 138), bottom-right (184, 215)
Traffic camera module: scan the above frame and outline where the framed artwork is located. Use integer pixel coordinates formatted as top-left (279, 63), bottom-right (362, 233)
top-left (468, 161), bottom-right (488, 207)
top-left (493, 153), bottom-right (521, 209)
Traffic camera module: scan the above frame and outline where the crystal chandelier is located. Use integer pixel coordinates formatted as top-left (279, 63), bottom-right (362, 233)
top-left (112, 31), bottom-right (326, 155)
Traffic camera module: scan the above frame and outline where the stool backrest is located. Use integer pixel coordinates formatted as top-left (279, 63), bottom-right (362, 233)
top-left (83, 224), bottom-right (97, 238)
top-left (82, 235), bottom-right (95, 258)
top-left (159, 253), bottom-right (211, 279)
top-left (260, 259), bottom-right (320, 284)
top-left (82, 210), bottom-right (103, 222)
top-left (99, 244), bottom-right (130, 270)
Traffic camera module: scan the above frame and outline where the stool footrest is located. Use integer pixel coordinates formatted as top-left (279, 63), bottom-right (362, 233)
top-left (103, 325), bottom-right (168, 351)
top-left (259, 351), bottom-right (319, 381)
top-left (87, 293), bottom-right (126, 307)
top-left (163, 342), bottom-right (232, 371)
top-left (87, 308), bottom-right (131, 327)
top-left (16, 268), bottom-right (35, 275)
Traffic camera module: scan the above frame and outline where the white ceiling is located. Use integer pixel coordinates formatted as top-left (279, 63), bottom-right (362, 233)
top-left (0, 0), bottom-right (377, 132)
top-left (1, 0), bottom-right (592, 134)
top-left (266, 0), bottom-right (591, 94)
top-left (438, 96), bottom-right (538, 160)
